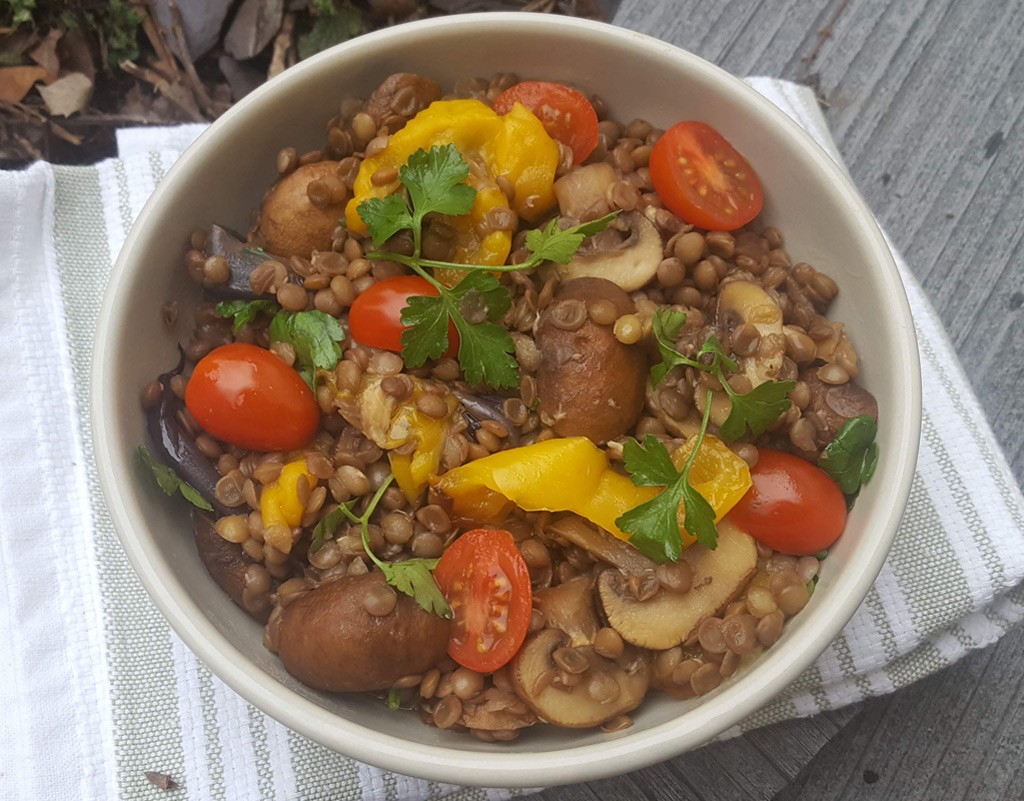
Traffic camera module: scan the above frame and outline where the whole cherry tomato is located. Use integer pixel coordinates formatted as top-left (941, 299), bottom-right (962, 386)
top-left (493, 80), bottom-right (599, 164)
top-left (348, 275), bottom-right (458, 356)
top-left (184, 342), bottom-right (319, 452)
top-left (649, 120), bottom-right (763, 231)
top-left (433, 528), bottom-right (533, 673)
top-left (726, 449), bottom-right (847, 555)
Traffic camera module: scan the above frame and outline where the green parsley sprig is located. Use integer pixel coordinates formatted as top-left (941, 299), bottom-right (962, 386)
top-left (817, 414), bottom-right (879, 497)
top-left (356, 144), bottom-right (616, 389)
top-left (216, 302), bottom-right (345, 387)
top-left (616, 389), bottom-right (718, 561)
top-left (311, 474), bottom-right (452, 618)
top-left (650, 308), bottom-right (796, 440)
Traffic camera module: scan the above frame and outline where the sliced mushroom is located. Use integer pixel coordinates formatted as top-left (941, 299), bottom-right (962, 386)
top-left (510, 628), bottom-right (650, 729)
top-left (553, 162), bottom-right (616, 221)
top-left (545, 514), bottom-right (657, 577)
top-left (532, 577), bottom-right (599, 647)
top-left (598, 520), bottom-right (757, 650)
top-left (555, 210), bottom-right (663, 292)
top-left (717, 280), bottom-right (786, 387)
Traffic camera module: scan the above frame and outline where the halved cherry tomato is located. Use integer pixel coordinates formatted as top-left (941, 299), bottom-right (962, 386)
top-left (184, 342), bottom-right (319, 452)
top-left (348, 275), bottom-right (458, 356)
top-left (649, 120), bottom-right (763, 231)
top-left (433, 528), bottom-right (533, 673)
top-left (726, 449), bottom-right (847, 556)
top-left (492, 80), bottom-right (599, 165)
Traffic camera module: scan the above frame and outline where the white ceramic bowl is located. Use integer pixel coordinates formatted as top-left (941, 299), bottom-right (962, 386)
top-left (92, 12), bottom-right (921, 788)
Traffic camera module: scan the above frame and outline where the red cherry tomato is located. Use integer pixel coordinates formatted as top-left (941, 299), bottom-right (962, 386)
top-left (726, 449), bottom-right (847, 555)
top-left (348, 275), bottom-right (458, 356)
top-left (492, 80), bottom-right (599, 165)
top-left (184, 343), bottom-right (319, 452)
top-left (649, 121), bottom-right (763, 231)
top-left (433, 528), bottom-right (533, 673)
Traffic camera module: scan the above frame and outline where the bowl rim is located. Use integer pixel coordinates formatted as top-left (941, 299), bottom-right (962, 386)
top-left (92, 11), bottom-right (922, 788)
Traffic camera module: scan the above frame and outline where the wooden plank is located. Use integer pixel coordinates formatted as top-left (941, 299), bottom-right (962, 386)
top-left (535, 1), bottom-right (1024, 799)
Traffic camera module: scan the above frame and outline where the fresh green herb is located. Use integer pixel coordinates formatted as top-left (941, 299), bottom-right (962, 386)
top-left (136, 445), bottom-right (214, 512)
top-left (243, 246), bottom-right (270, 258)
top-left (650, 309), bottom-right (796, 440)
top-left (268, 309), bottom-right (346, 387)
top-left (616, 390), bottom-right (718, 561)
top-left (335, 475), bottom-right (452, 618)
top-left (817, 414), bottom-right (879, 496)
top-left (310, 503), bottom-right (348, 553)
top-left (216, 299), bottom-right (280, 333)
top-left (400, 272), bottom-right (517, 387)
top-left (357, 144), bottom-right (616, 389)
top-left (386, 688), bottom-right (402, 711)
top-left (815, 549), bottom-right (829, 561)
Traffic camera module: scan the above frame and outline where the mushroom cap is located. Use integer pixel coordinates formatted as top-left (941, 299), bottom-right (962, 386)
top-left (555, 211), bottom-right (663, 292)
top-left (598, 520), bottom-right (758, 650)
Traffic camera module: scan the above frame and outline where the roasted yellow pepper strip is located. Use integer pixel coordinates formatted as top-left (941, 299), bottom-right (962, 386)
top-left (432, 435), bottom-right (751, 550)
top-left (384, 388), bottom-right (459, 503)
top-left (344, 99), bottom-right (559, 284)
top-left (260, 458), bottom-right (316, 553)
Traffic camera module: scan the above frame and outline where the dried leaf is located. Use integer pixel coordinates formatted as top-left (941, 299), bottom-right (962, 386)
top-left (37, 71), bottom-right (93, 117)
top-left (28, 27), bottom-right (63, 77)
top-left (0, 65), bottom-right (47, 102)
top-left (143, 771), bottom-right (179, 790)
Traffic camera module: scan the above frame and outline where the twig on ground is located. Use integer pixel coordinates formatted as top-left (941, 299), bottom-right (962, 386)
top-left (168, 1), bottom-right (226, 117)
top-left (120, 60), bottom-right (205, 121)
top-left (268, 13), bottom-right (296, 81)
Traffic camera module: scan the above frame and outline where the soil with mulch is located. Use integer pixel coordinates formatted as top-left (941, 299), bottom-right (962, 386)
top-left (0, 0), bottom-right (618, 169)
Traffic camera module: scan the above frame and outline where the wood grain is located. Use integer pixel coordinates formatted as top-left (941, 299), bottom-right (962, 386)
top-left (532, 0), bottom-right (1024, 798)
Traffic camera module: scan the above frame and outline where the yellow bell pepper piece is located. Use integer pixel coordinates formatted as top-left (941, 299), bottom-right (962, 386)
top-left (344, 99), bottom-right (559, 285)
top-left (432, 435), bottom-right (752, 551)
top-left (384, 387), bottom-right (459, 503)
top-left (260, 458), bottom-right (316, 553)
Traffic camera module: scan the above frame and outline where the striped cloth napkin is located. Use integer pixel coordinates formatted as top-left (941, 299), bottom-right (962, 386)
top-left (1, 78), bottom-right (1022, 801)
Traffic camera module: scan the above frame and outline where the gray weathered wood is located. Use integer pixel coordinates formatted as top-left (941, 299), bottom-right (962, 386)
top-left (532, 0), bottom-right (1024, 798)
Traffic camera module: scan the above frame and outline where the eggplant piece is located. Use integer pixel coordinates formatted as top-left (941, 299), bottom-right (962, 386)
top-left (451, 389), bottom-right (521, 447)
top-left (146, 352), bottom-right (229, 516)
top-left (202, 224), bottom-right (278, 301)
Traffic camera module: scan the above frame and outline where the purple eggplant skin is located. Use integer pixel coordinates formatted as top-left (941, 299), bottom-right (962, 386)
top-left (202, 224), bottom-right (276, 301)
top-left (145, 351), bottom-right (231, 516)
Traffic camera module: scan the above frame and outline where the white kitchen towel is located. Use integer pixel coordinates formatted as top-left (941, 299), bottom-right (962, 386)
top-left (0, 78), bottom-right (1022, 801)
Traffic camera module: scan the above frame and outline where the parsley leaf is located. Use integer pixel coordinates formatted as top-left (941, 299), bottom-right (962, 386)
top-left (818, 414), bottom-right (879, 496)
top-left (378, 558), bottom-right (450, 618)
top-left (399, 293), bottom-right (457, 367)
top-left (523, 212), bottom-right (619, 265)
top-left (269, 309), bottom-right (346, 386)
top-left (336, 474), bottom-right (452, 618)
top-left (616, 391), bottom-right (719, 561)
top-left (650, 308), bottom-right (699, 387)
top-left (401, 144), bottom-right (476, 218)
top-left (310, 502), bottom-right (352, 553)
top-left (137, 445), bottom-right (213, 511)
top-left (216, 299), bottom-right (280, 332)
top-left (358, 193), bottom-right (413, 248)
top-left (650, 310), bottom-right (795, 440)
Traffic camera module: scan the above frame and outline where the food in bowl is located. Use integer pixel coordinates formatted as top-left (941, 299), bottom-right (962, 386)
top-left (139, 70), bottom-right (880, 741)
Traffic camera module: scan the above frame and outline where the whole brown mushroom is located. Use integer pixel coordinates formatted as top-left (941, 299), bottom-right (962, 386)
top-left (257, 161), bottom-right (349, 259)
top-left (277, 571), bottom-right (451, 692)
top-left (535, 277), bottom-right (648, 444)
